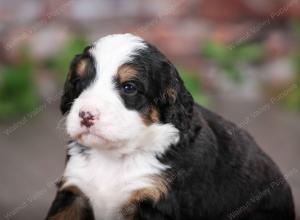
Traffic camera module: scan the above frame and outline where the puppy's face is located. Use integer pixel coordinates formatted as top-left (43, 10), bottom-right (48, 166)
top-left (61, 34), bottom-right (193, 154)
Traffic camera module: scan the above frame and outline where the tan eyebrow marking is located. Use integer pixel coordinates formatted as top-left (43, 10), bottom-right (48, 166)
top-left (76, 58), bottom-right (89, 77)
top-left (117, 64), bottom-right (138, 83)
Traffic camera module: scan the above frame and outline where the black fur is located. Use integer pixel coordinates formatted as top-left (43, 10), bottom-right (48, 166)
top-left (116, 43), bottom-right (295, 220)
top-left (138, 104), bottom-right (295, 220)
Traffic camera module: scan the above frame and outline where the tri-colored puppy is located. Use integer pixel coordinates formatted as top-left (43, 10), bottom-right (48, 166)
top-left (46, 34), bottom-right (295, 220)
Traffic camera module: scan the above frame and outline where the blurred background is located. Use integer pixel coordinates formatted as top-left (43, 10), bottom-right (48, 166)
top-left (0, 0), bottom-right (300, 219)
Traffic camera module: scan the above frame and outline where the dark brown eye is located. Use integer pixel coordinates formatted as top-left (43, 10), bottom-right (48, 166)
top-left (121, 82), bottom-right (137, 95)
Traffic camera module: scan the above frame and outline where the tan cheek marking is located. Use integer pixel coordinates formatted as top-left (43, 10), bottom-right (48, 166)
top-left (142, 106), bottom-right (160, 125)
top-left (121, 175), bottom-right (169, 219)
top-left (118, 64), bottom-right (138, 83)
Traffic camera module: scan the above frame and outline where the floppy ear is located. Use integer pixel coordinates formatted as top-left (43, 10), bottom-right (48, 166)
top-left (60, 53), bottom-right (96, 115)
top-left (60, 55), bottom-right (81, 115)
top-left (157, 61), bottom-right (194, 131)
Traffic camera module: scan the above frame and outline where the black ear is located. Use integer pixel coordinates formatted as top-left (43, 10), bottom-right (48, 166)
top-left (60, 78), bottom-right (76, 115)
top-left (60, 51), bottom-right (96, 115)
top-left (157, 61), bottom-right (194, 131)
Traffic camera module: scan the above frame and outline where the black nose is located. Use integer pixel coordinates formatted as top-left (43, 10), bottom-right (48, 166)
top-left (79, 111), bottom-right (95, 128)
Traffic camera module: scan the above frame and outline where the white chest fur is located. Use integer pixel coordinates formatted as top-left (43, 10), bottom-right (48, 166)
top-left (63, 143), bottom-right (169, 220)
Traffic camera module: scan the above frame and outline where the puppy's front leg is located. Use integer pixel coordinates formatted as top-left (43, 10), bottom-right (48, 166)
top-left (123, 199), bottom-right (169, 220)
top-left (45, 185), bottom-right (94, 220)
top-left (121, 188), bottom-right (176, 220)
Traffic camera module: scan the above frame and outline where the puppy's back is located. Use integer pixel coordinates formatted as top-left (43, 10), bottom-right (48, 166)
top-left (194, 104), bottom-right (295, 219)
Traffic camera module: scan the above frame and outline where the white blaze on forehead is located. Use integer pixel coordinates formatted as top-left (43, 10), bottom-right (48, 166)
top-left (66, 34), bottom-right (149, 149)
top-left (90, 33), bottom-right (146, 83)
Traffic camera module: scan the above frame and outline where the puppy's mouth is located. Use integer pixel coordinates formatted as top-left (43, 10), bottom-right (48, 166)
top-left (74, 130), bottom-right (129, 151)
top-left (75, 131), bottom-right (110, 144)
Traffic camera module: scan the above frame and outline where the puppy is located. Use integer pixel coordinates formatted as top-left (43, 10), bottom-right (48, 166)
top-left (46, 34), bottom-right (295, 220)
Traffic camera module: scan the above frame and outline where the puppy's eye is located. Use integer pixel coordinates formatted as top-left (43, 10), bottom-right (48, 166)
top-left (121, 82), bottom-right (137, 95)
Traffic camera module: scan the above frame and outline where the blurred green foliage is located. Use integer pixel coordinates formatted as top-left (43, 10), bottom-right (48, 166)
top-left (202, 41), bottom-right (264, 82)
top-left (178, 68), bottom-right (209, 106)
top-left (284, 22), bottom-right (300, 111)
top-left (1, 33), bottom-right (298, 121)
top-left (45, 36), bottom-right (88, 83)
top-left (0, 48), bottom-right (39, 120)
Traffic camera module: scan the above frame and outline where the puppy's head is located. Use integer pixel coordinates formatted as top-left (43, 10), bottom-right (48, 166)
top-left (61, 34), bottom-right (193, 153)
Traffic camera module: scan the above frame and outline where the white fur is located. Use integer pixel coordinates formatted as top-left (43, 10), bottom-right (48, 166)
top-left (63, 34), bottom-right (179, 219)
top-left (63, 129), bottom-right (177, 219)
